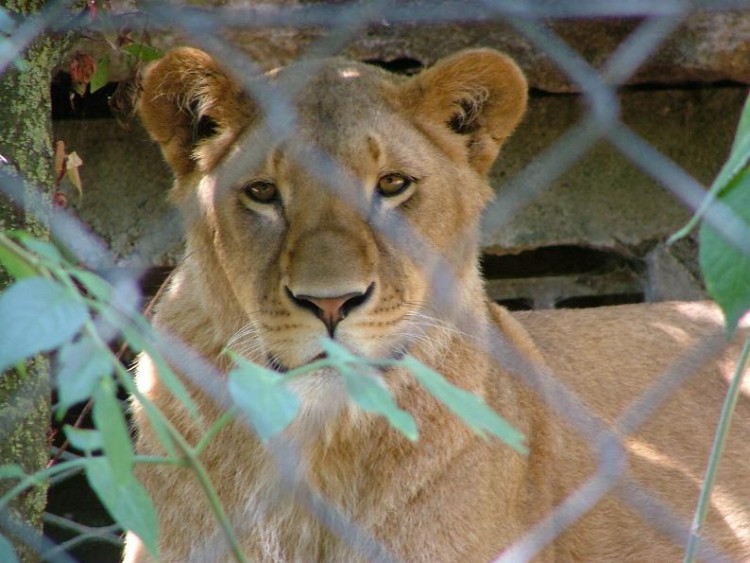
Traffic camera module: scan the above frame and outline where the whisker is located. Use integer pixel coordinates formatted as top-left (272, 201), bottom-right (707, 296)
top-left (226, 319), bottom-right (268, 365)
top-left (401, 307), bottom-right (480, 344)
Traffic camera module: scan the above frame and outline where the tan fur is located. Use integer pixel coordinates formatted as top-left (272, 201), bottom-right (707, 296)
top-left (125, 47), bottom-right (750, 562)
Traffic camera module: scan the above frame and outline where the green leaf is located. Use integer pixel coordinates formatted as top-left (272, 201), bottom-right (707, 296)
top-left (0, 534), bottom-right (19, 563)
top-left (401, 356), bottom-right (527, 454)
top-left (85, 457), bottom-right (159, 558)
top-left (56, 335), bottom-right (114, 413)
top-left (11, 232), bottom-right (64, 265)
top-left (343, 365), bottom-right (419, 441)
top-left (0, 244), bottom-right (36, 279)
top-left (228, 355), bottom-right (300, 442)
top-left (0, 277), bottom-right (88, 372)
top-left (671, 94), bottom-right (750, 242)
top-left (64, 426), bottom-right (104, 453)
top-left (0, 464), bottom-right (25, 480)
top-left (90, 54), bottom-right (110, 94)
top-left (731, 92), bottom-right (750, 157)
top-left (320, 340), bottom-right (418, 440)
top-left (93, 377), bottom-right (134, 481)
top-left (699, 169), bottom-right (750, 334)
top-left (71, 268), bottom-right (112, 302)
top-left (122, 43), bottom-right (163, 62)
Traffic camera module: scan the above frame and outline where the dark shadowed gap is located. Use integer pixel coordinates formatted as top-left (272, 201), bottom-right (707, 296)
top-left (481, 245), bottom-right (646, 310)
top-left (556, 293), bottom-right (645, 309)
top-left (363, 57), bottom-right (424, 75)
top-left (51, 73), bottom-right (118, 120)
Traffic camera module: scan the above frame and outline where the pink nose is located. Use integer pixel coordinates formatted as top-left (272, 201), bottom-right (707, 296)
top-left (307, 295), bottom-right (355, 333)
top-left (286, 285), bottom-right (374, 336)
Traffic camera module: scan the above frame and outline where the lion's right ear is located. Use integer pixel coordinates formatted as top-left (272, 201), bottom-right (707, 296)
top-left (138, 47), bottom-right (253, 177)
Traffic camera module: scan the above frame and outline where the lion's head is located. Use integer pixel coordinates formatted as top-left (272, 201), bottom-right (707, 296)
top-left (138, 47), bottom-right (526, 383)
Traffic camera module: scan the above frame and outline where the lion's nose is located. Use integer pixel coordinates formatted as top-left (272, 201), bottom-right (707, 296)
top-left (286, 283), bottom-right (374, 337)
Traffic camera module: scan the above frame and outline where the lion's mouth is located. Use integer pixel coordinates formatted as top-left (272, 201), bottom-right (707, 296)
top-left (268, 352), bottom-right (327, 374)
top-left (268, 355), bottom-right (291, 373)
top-left (268, 349), bottom-right (406, 375)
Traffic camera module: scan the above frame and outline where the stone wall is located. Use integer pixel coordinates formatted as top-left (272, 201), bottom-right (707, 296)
top-left (53, 8), bottom-right (750, 309)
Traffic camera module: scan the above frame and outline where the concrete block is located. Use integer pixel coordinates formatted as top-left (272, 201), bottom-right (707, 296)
top-left (52, 119), bottom-right (179, 265)
top-left (483, 86), bottom-right (747, 255)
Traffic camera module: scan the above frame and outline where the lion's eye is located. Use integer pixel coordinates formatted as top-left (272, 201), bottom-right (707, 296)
top-left (377, 174), bottom-right (412, 197)
top-left (240, 181), bottom-right (279, 205)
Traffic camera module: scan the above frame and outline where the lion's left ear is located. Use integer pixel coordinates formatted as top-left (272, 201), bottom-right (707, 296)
top-left (400, 49), bottom-right (527, 175)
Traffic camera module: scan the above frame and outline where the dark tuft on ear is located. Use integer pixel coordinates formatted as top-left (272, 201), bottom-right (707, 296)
top-left (138, 47), bottom-right (254, 177)
top-left (447, 96), bottom-right (484, 135)
top-left (401, 49), bottom-right (527, 175)
top-left (189, 98), bottom-right (219, 144)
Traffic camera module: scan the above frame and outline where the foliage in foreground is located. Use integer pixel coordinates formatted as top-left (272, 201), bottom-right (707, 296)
top-left (0, 228), bottom-right (524, 561)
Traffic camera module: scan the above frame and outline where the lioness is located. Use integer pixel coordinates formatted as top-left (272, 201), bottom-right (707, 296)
top-left (125, 46), bottom-right (750, 562)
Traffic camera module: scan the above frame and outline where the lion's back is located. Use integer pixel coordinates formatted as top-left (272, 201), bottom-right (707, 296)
top-left (508, 301), bottom-right (750, 560)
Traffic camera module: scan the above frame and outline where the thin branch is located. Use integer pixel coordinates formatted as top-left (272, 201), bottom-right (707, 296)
top-left (684, 336), bottom-right (750, 562)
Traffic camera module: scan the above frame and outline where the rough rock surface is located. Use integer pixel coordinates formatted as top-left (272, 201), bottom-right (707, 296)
top-left (64, 8), bottom-right (750, 92)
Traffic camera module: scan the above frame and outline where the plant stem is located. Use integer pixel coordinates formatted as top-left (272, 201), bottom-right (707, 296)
top-left (0, 458), bottom-right (88, 510)
top-left (42, 512), bottom-right (122, 545)
top-left (109, 350), bottom-right (248, 563)
top-left (684, 336), bottom-right (750, 562)
top-left (195, 409), bottom-right (237, 457)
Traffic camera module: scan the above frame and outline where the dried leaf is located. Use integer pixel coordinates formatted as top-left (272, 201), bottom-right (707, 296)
top-left (54, 140), bottom-right (66, 187)
top-left (69, 52), bottom-right (96, 84)
top-left (54, 141), bottom-right (65, 176)
top-left (66, 151), bottom-right (83, 169)
top-left (70, 52), bottom-right (97, 96)
top-left (66, 151), bottom-right (84, 200)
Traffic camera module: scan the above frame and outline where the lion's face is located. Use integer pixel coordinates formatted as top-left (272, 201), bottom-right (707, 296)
top-left (139, 48), bottom-right (527, 374)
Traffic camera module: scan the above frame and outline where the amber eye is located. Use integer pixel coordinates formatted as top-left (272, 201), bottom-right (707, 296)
top-left (377, 173), bottom-right (412, 197)
top-left (240, 181), bottom-right (279, 205)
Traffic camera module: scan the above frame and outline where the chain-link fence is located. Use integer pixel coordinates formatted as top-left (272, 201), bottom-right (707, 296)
top-left (1, 1), bottom-right (750, 562)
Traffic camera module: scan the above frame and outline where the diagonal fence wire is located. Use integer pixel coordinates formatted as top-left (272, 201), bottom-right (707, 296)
top-left (0, 0), bottom-right (748, 561)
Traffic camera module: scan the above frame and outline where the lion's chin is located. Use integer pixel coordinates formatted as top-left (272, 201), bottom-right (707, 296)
top-left (284, 366), bottom-right (368, 442)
